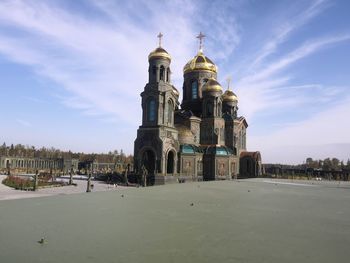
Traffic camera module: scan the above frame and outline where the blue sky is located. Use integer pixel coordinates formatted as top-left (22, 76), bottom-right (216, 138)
top-left (0, 0), bottom-right (349, 164)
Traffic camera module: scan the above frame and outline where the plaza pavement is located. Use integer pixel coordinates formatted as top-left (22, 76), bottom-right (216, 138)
top-left (0, 174), bottom-right (125, 201)
top-left (0, 178), bottom-right (349, 263)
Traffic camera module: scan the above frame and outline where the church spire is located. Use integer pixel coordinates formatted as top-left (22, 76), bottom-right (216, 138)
top-left (157, 32), bottom-right (163, 47)
top-left (196, 32), bottom-right (205, 52)
top-left (226, 76), bottom-right (232, 91)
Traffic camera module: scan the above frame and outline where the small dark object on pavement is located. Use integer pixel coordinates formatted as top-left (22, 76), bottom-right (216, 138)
top-left (38, 237), bottom-right (46, 244)
top-left (190, 203), bottom-right (194, 206)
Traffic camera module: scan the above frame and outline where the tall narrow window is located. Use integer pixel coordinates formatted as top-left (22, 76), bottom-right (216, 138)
top-left (191, 81), bottom-right (198, 99)
top-left (152, 66), bottom-right (156, 75)
top-left (148, 99), bottom-right (156, 122)
top-left (206, 101), bottom-right (213, 117)
top-left (166, 68), bottom-right (170, 82)
top-left (160, 66), bottom-right (164, 81)
top-left (167, 100), bottom-right (173, 125)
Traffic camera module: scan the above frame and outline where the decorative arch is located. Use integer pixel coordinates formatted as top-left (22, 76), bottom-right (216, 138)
top-left (139, 147), bottom-right (157, 175)
top-left (165, 148), bottom-right (177, 174)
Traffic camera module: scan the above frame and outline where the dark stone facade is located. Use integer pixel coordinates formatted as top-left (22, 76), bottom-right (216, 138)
top-left (134, 38), bottom-right (261, 184)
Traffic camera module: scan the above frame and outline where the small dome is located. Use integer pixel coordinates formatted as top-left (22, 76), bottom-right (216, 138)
top-left (178, 126), bottom-right (193, 137)
top-left (202, 78), bottom-right (223, 93)
top-left (183, 51), bottom-right (217, 74)
top-left (175, 125), bottom-right (195, 145)
top-left (148, 47), bottom-right (171, 61)
top-left (222, 89), bottom-right (238, 102)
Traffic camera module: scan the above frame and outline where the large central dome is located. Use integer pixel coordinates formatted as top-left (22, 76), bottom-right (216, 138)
top-left (183, 51), bottom-right (217, 74)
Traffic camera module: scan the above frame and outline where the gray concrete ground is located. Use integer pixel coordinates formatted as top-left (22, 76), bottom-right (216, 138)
top-left (0, 174), bottom-right (125, 200)
top-left (0, 178), bottom-right (349, 263)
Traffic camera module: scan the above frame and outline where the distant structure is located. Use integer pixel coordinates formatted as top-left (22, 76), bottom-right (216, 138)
top-left (0, 156), bottom-right (132, 175)
top-left (0, 156), bottom-right (135, 175)
top-left (134, 33), bottom-right (262, 184)
top-left (0, 156), bottom-right (79, 174)
top-left (0, 143), bottom-right (131, 175)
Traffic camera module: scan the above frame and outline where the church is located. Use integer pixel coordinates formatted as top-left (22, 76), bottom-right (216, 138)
top-left (134, 33), bottom-right (262, 185)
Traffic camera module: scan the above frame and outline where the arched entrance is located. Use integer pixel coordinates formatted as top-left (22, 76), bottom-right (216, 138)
top-left (166, 151), bottom-right (175, 174)
top-left (141, 149), bottom-right (156, 185)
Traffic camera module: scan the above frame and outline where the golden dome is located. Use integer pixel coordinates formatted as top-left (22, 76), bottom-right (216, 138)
top-left (183, 51), bottom-right (217, 74)
top-left (222, 89), bottom-right (238, 102)
top-left (202, 78), bottom-right (223, 92)
top-left (176, 124), bottom-right (195, 145)
top-left (177, 125), bottom-right (193, 137)
top-left (148, 47), bottom-right (171, 61)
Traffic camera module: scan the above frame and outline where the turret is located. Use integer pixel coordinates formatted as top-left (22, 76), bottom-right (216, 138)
top-left (202, 78), bottom-right (223, 118)
top-left (222, 81), bottom-right (238, 118)
top-left (141, 33), bottom-right (178, 127)
top-left (148, 33), bottom-right (172, 84)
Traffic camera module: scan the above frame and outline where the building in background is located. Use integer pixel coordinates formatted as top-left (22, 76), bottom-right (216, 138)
top-left (0, 156), bottom-right (79, 174)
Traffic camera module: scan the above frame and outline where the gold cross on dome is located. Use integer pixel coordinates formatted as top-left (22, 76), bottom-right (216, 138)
top-left (226, 76), bottom-right (232, 90)
top-left (157, 32), bottom-right (163, 47)
top-left (196, 32), bottom-right (206, 51)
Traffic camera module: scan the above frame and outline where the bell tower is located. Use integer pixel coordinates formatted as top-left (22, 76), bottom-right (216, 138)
top-left (134, 33), bottom-right (180, 184)
top-left (222, 77), bottom-right (238, 152)
top-left (200, 78), bottom-right (225, 145)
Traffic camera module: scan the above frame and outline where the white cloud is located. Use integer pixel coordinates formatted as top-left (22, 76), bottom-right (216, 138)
top-left (249, 95), bottom-right (350, 163)
top-left (251, 0), bottom-right (329, 67)
top-left (233, 33), bottom-right (350, 133)
top-left (16, 119), bottom-right (31, 127)
top-left (248, 34), bottom-right (350, 83)
top-left (0, 0), bottom-right (349, 162)
top-left (0, 0), bottom-right (198, 126)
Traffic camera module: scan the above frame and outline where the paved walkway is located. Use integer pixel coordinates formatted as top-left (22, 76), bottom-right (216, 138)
top-left (1, 175), bottom-right (349, 201)
top-left (0, 174), bottom-right (126, 201)
top-left (0, 178), bottom-right (349, 263)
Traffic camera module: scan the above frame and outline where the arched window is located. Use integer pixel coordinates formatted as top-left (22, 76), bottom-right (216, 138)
top-left (166, 68), bottom-right (170, 82)
top-left (206, 101), bottom-right (213, 117)
top-left (148, 98), bottom-right (156, 122)
top-left (160, 66), bottom-right (165, 81)
top-left (191, 81), bottom-right (198, 99)
top-left (167, 100), bottom-right (173, 125)
top-left (152, 66), bottom-right (156, 76)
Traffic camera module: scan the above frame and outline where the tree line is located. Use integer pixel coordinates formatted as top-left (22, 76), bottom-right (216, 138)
top-left (305, 157), bottom-right (350, 171)
top-left (0, 143), bottom-right (133, 164)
